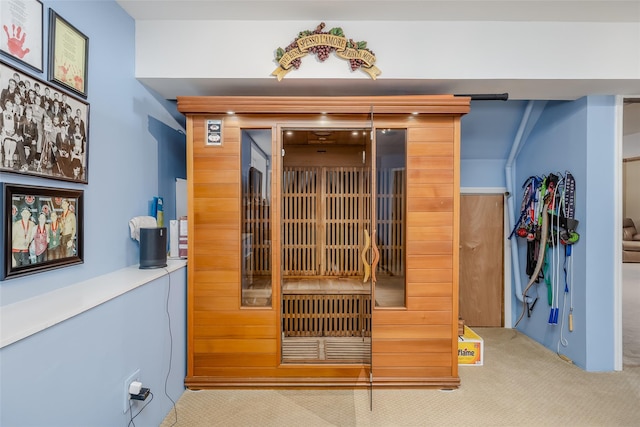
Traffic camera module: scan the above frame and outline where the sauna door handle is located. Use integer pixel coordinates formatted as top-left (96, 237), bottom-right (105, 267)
top-left (362, 229), bottom-right (371, 283)
top-left (371, 229), bottom-right (380, 284)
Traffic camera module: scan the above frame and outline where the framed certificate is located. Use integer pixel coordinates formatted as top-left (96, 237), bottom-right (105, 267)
top-left (48, 9), bottom-right (88, 98)
top-left (0, 0), bottom-right (43, 72)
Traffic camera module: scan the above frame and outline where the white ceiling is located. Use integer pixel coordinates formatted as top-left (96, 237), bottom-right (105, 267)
top-left (116, 0), bottom-right (640, 136)
top-left (117, 1), bottom-right (639, 22)
top-left (119, 1), bottom-right (640, 99)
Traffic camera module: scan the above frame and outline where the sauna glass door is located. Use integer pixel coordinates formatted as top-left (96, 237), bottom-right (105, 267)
top-left (241, 129), bottom-right (273, 308)
top-left (281, 128), bottom-right (372, 364)
top-left (374, 128), bottom-right (407, 307)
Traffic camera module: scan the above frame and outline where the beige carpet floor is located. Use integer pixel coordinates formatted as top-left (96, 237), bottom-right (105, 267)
top-left (161, 326), bottom-right (640, 426)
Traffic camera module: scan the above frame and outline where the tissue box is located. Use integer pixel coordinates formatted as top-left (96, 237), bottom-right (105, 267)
top-left (169, 220), bottom-right (179, 258)
top-left (458, 326), bottom-right (483, 366)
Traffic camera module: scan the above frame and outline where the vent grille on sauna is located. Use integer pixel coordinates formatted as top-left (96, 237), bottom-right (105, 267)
top-left (282, 338), bottom-right (320, 361)
top-left (282, 337), bottom-right (371, 363)
top-left (325, 338), bottom-right (370, 362)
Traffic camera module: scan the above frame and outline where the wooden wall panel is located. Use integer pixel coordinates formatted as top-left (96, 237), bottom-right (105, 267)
top-left (371, 115), bottom-right (459, 384)
top-left (371, 367), bottom-right (454, 381)
top-left (408, 297), bottom-right (454, 311)
top-left (407, 183), bottom-right (453, 197)
top-left (406, 282), bottom-right (452, 297)
top-left (406, 254), bottom-right (452, 269)
top-left (407, 241), bottom-right (453, 255)
top-left (373, 338), bottom-right (451, 353)
top-left (194, 338), bottom-right (278, 354)
top-left (188, 115), bottom-right (284, 385)
top-left (407, 169), bottom-right (454, 184)
top-left (192, 366), bottom-right (370, 381)
top-left (195, 354), bottom-right (280, 368)
top-left (406, 211), bottom-right (452, 226)
top-left (405, 226), bottom-right (453, 241)
top-left (194, 282), bottom-right (238, 298)
top-left (193, 269), bottom-right (237, 282)
top-left (194, 325), bottom-right (277, 340)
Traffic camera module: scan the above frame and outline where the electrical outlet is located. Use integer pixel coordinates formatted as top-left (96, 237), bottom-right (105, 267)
top-left (123, 369), bottom-right (140, 414)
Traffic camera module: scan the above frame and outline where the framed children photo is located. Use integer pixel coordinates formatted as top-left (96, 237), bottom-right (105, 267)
top-left (2, 183), bottom-right (83, 280)
top-left (0, 59), bottom-right (90, 183)
top-left (48, 9), bottom-right (88, 98)
top-left (0, 0), bottom-right (43, 72)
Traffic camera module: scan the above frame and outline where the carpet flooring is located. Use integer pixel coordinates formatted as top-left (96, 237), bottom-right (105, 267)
top-left (161, 264), bottom-right (640, 426)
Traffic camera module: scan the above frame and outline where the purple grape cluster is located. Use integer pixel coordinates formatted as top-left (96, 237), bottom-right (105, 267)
top-left (309, 44), bottom-right (334, 62)
top-left (307, 23), bottom-right (335, 62)
top-left (349, 58), bottom-right (364, 71)
top-left (284, 42), bottom-right (302, 69)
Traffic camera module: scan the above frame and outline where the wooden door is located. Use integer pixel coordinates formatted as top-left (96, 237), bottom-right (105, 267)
top-left (459, 194), bottom-right (503, 327)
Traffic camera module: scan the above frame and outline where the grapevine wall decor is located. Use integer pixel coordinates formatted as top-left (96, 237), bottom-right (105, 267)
top-left (272, 22), bottom-right (381, 81)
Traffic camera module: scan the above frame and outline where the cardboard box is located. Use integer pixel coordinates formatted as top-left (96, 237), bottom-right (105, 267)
top-left (178, 216), bottom-right (188, 259)
top-left (458, 326), bottom-right (484, 366)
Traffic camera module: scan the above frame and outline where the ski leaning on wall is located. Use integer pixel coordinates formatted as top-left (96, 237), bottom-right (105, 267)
top-left (511, 172), bottom-right (579, 330)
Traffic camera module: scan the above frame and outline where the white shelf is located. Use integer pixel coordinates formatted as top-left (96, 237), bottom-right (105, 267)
top-left (0, 259), bottom-right (187, 349)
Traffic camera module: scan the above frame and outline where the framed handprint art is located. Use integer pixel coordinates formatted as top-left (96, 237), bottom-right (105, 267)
top-left (48, 9), bottom-right (88, 98)
top-left (0, 0), bottom-right (43, 72)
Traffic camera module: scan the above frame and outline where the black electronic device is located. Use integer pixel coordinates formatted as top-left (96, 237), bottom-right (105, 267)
top-left (139, 227), bottom-right (167, 269)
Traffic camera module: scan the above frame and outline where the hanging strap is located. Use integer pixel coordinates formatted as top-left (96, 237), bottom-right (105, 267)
top-left (509, 176), bottom-right (540, 239)
top-left (564, 172), bottom-right (576, 219)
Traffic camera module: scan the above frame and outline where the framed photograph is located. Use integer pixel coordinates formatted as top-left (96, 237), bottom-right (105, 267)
top-left (48, 10), bottom-right (88, 98)
top-left (0, 59), bottom-right (90, 183)
top-left (0, 0), bottom-right (43, 72)
top-left (2, 183), bottom-right (83, 280)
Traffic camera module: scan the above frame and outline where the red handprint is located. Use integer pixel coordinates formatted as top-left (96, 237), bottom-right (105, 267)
top-left (57, 62), bottom-right (70, 82)
top-left (3, 24), bottom-right (30, 59)
top-left (73, 74), bottom-right (83, 90)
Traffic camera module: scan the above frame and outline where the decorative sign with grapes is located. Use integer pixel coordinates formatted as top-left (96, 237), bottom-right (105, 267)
top-left (272, 22), bottom-right (381, 81)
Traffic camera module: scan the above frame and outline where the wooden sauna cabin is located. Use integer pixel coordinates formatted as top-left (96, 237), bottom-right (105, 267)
top-left (177, 95), bottom-right (470, 389)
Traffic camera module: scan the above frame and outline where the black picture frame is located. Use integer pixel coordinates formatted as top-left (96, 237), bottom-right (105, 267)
top-left (0, 58), bottom-right (90, 183)
top-left (0, 0), bottom-right (43, 72)
top-left (47, 9), bottom-right (88, 98)
top-left (2, 183), bottom-right (83, 280)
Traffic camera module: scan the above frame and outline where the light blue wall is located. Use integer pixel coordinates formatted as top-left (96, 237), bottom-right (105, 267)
top-left (0, 1), bottom-right (185, 305)
top-left (584, 96), bottom-right (617, 371)
top-left (511, 97), bottom-right (616, 371)
top-left (0, 1), bottom-right (186, 425)
top-left (460, 158), bottom-right (505, 188)
top-left (0, 270), bottom-right (186, 427)
top-left (460, 100), bottom-right (529, 188)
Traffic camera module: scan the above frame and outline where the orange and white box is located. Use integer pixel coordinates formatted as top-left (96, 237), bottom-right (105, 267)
top-left (458, 326), bottom-right (484, 366)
